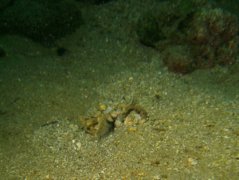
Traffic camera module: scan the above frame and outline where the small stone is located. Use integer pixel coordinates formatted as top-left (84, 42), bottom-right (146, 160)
top-left (129, 77), bottom-right (134, 81)
top-left (76, 142), bottom-right (81, 150)
top-left (153, 175), bottom-right (161, 180)
top-left (127, 127), bottom-right (137, 132)
top-left (187, 157), bottom-right (198, 166)
top-left (98, 103), bottom-right (107, 111)
top-left (45, 174), bottom-right (53, 179)
top-left (114, 119), bottom-right (123, 128)
top-left (69, 124), bottom-right (78, 132)
top-left (110, 111), bottom-right (120, 118)
top-left (105, 114), bottom-right (114, 122)
top-left (124, 117), bottom-right (135, 126)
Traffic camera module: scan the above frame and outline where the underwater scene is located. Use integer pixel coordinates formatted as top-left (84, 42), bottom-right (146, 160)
top-left (0, 0), bottom-right (238, 179)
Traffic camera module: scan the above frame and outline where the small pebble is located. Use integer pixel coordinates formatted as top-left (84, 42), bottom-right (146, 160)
top-left (188, 157), bottom-right (198, 166)
top-left (69, 124), bottom-right (78, 132)
top-left (76, 142), bottom-right (81, 150)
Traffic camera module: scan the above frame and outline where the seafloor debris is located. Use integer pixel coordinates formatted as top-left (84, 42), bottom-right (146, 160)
top-left (80, 102), bottom-right (148, 137)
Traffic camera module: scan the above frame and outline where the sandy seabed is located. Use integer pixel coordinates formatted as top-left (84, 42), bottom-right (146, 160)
top-left (0, 0), bottom-right (238, 179)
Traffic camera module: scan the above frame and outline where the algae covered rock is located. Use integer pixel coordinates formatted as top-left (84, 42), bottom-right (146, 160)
top-left (136, 0), bottom-right (239, 74)
top-left (136, 0), bottom-right (207, 48)
top-left (80, 102), bottom-right (148, 137)
top-left (0, 0), bottom-right (82, 43)
top-left (163, 45), bottom-right (194, 74)
top-left (188, 8), bottom-right (238, 68)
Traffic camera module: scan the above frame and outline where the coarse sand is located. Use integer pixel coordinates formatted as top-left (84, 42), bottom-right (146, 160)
top-left (0, 0), bottom-right (238, 179)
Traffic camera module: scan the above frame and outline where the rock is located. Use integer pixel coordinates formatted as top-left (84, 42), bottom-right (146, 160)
top-left (0, 0), bottom-right (82, 44)
top-left (136, 0), bottom-right (239, 74)
top-left (80, 102), bottom-right (148, 137)
top-left (163, 45), bottom-right (194, 74)
top-left (188, 8), bottom-right (238, 68)
top-left (0, 47), bottom-right (6, 58)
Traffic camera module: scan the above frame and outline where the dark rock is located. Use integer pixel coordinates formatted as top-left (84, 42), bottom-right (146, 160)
top-left (56, 47), bottom-right (68, 57)
top-left (136, 12), bottom-right (162, 47)
top-left (163, 46), bottom-right (194, 74)
top-left (0, 0), bottom-right (82, 44)
top-left (136, 0), bottom-right (239, 74)
top-left (0, 0), bottom-right (16, 11)
top-left (0, 47), bottom-right (6, 58)
top-left (188, 8), bottom-right (238, 68)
